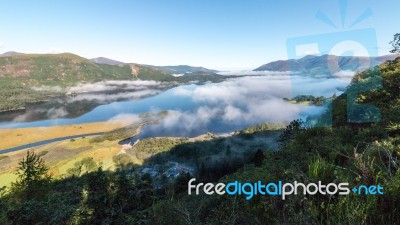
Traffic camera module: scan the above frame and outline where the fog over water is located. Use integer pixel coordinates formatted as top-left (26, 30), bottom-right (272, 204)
top-left (0, 73), bottom-right (352, 137)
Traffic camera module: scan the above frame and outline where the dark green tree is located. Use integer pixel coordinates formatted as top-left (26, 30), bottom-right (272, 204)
top-left (84, 167), bottom-right (112, 225)
top-left (278, 119), bottom-right (303, 143)
top-left (390, 33), bottom-right (400, 53)
top-left (252, 149), bottom-right (265, 167)
top-left (226, 145), bottom-right (231, 156)
top-left (11, 151), bottom-right (51, 199)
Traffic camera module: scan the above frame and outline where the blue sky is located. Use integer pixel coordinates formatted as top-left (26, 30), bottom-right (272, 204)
top-left (0, 0), bottom-right (399, 70)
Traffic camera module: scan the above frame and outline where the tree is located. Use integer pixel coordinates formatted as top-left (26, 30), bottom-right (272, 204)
top-left (252, 149), bottom-right (265, 167)
top-left (278, 119), bottom-right (304, 143)
top-left (84, 167), bottom-right (112, 224)
top-left (226, 145), bottom-right (231, 156)
top-left (113, 154), bottom-right (131, 168)
top-left (67, 157), bottom-right (97, 177)
top-left (390, 33), bottom-right (400, 53)
top-left (12, 151), bottom-right (51, 199)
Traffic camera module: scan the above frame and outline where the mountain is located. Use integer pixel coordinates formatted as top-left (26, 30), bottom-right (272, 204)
top-left (254, 54), bottom-right (399, 73)
top-left (158, 65), bottom-right (218, 74)
top-left (90, 57), bottom-right (124, 65)
top-left (0, 52), bottom-right (229, 112)
top-left (0, 53), bottom-right (176, 86)
top-left (0, 51), bottom-right (23, 57)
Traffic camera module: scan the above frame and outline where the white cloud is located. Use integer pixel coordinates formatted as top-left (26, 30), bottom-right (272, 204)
top-left (66, 80), bottom-right (162, 93)
top-left (157, 74), bottom-right (349, 133)
top-left (217, 70), bottom-right (295, 76)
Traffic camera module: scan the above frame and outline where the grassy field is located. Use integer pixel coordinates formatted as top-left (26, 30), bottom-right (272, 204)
top-left (0, 138), bottom-right (120, 187)
top-left (0, 117), bottom-right (141, 187)
top-left (0, 117), bottom-right (139, 151)
top-left (0, 130), bottom-right (207, 188)
top-left (0, 120), bottom-right (282, 189)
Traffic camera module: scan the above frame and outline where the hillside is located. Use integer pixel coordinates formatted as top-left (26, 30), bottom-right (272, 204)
top-left (0, 57), bottom-right (399, 224)
top-left (0, 53), bottom-right (175, 112)
top-left (254, 54), bottom-right (399, 74)
top-left (0, 53), bottom-right (176, 86)
top-left (0, 53), bottom-right (229, 113)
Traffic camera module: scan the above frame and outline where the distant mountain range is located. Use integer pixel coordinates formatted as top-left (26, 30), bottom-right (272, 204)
top-left (89, 57), bottom-right (218, 74)
top-left (90, 57), bottom-right (124, 65)
top-left (0, 51), bottom-right (23, 57)
top-left (0, 52), bottom-right (220, 86)
top-left (158, 65), bottom-right (218, 74)
top-left (254, 54), bottom-right (399, 73)
top-left (1, 51), bottom-right (399, 88)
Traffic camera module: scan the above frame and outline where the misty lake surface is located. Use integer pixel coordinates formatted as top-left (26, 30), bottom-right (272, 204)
top-left (0, 75), bottom-right (338, 140)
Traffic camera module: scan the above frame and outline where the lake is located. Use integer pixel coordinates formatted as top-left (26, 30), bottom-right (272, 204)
top-left (0, 74), bottom-right (348, 139)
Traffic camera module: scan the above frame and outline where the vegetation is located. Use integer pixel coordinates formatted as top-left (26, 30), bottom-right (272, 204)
top-left (390, 33), bottom-right (400, 53)
top-left (285, 94), bottom-right (331, 106)
top-left (239, 122), bottom-right (284, 135)
top-left (0, 85), bottom-right (59, 112)
top-left (0, 119), bottom-right (136, 151)
top-left (1, 37), bottom-right (400, 225)
top-left (89, 123), bottom-right (143, 143)
top-left (0, 53), bottom-right (229, 112)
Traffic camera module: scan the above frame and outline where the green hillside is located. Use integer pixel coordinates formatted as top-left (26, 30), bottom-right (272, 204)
top-left (0, 53), bottom-right (175, 86)
top-left (0, 53), bottom-right (230, 112)
top-left (0, 56), bottom-right (399, 224)
top-left (0, 53), bottom-right (177, 112)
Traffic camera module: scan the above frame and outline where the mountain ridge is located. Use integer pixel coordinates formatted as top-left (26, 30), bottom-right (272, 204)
top-left (254, 54), bottom-right (399, 73)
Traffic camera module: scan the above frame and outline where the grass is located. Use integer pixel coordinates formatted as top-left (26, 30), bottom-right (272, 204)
top-left (0, 137), bottom-right (123, 188)
top-left (0, 117), bottom-right (139, 151)
top-left (0, 173), bottom-right (17, 188)
top-left (0, 129), bottom-right (280, 189)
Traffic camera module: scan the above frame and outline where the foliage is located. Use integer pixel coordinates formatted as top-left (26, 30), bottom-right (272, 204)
top-left (290, 94), bottom-right (328, 105)
top-left (11, 151), bottom-right (51, 196)
top-left (90, 124), bottom-right (142, 143)
top-left (1, 47), bottom-right (400, 224)
top-left (390, 33), bottom-right (400, 53)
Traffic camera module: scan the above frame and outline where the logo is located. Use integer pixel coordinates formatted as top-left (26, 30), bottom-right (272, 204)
top-left (286, 0), bottom-right (382, 126)
top-left (188, 179), bottom-right (384, 200)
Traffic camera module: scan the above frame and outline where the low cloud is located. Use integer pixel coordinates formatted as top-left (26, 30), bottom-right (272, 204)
top-left (332, 70), bottom-right (355, 82)
top-left (32, 85), bottom-right (64, 92)
top-left (66, 80), bottom-right (162, 93)
top-left (151, 74), bottom-right (349, 133)
top-left (217, 70), bottom-right (297, 76)
top-left (67, 89), bottom-right (162, 103)
top-left (147, 74), bottom-right (347, 133)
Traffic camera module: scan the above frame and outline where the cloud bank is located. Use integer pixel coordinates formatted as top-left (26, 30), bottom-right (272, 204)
top-left (147, 74), bottom-right (347, 134)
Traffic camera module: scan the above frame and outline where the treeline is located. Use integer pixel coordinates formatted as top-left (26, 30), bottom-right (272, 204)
top-left (129, 137), bottom-right (189, 160)
top-left (0, 138), bottom-right (267, 225)
top-left (0, 86), bottom-right (58, 112)
top-left (285, 94), bottom-right (330, 106)
top-left (0, 151), bottom-right (193, 224)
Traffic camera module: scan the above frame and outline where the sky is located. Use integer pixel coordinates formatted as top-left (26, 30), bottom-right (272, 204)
top-left (0, 0), bottom-right (399, 70)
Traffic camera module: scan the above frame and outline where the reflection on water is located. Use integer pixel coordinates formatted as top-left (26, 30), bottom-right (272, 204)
top-left (0, 87), bottom-right (170, 126)
top-left (0, 75), bottom-right (345, 138)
